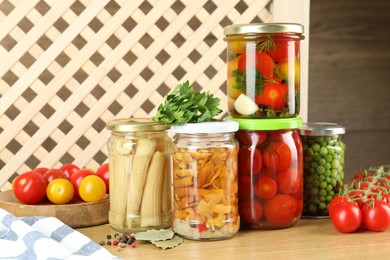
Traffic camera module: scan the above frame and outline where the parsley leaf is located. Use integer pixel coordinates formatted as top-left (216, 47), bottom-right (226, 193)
top-left (153, 81), bottom-right (223, 125)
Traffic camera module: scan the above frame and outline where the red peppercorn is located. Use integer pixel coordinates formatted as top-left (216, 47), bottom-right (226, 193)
top-left (131, 242), bottom-right (136, 248)
top-left (112, 240), bottom-right (118, 246)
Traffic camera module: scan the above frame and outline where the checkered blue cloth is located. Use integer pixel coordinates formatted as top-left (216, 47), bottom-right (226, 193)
top-left (0, 208), bottom-right (119, 259)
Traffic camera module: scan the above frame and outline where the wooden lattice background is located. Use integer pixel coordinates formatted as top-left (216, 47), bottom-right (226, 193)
top-left (0, 0), bottom-right (309, 190)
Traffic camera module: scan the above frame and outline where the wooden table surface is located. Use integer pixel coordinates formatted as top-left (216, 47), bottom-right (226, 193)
top-left (77, 218), bottom-right (390, 259)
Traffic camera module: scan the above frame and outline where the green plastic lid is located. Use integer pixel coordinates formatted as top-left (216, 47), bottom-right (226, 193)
top-left (230, 117), bottom-right (303, 130)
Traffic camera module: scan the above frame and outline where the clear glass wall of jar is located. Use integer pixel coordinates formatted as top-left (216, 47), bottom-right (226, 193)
top-left (170, 121), bottom-right (239, 240)
top-left (232, 117), bottom-right (303, 229)
top-left (106, 118), bottom-right (173, 232)
top-left (299, 123), bottom-right (346, 218)
top-left (224, 23), bottom-right (304, 118)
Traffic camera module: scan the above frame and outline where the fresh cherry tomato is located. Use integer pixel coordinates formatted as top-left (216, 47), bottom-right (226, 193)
top-left (238, 145), bottom-right (262, 177)
top-left (276, 168), bottom-right (300, 195)
top-left (256, 83), bottom-right (287, 110)
top-left (42, 168), bottom-right (67, 183)
top-left (254, 176), bottom-right (277, 200)
top-left (96, 163), bottom-right (110, 194)
top-left (347, 191), bottom-right (366, 208)
top-left (263, 141), bottom-right (292, 171)
top-left (238, 51), bottom-right (274, 77)
top-left (330, 201), bottom-right (362, 233)
top-left (264, 194), bottom-right (297, 226)
top-left (12, 171), bottom-right (48, 204)
top-left (239, 200), bottom-right (263, 224)
top-left (328, 195), bottom-right (349, 216)
top-left (79, 175), bottom-right (106, 202)
top-left (60, 163), bottom-right (80, 178)
top-left (69, 169), bottom-right (94, 200)
top-left (33, 167), bottom-right (49, 175)
top-left (382, 194), bottom-right (390, 205)
top-left (46, 178), bottom-right (74, 204)
top-left (361, 200), bottom-right (390, 232)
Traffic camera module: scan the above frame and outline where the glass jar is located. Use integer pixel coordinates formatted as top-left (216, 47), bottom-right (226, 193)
top-left (224, 23), bottom-right (304, 118)
top-left (232, 117), bottom-right (303, 229)
top-left (106, 118), bottom-right (173, 232)
top-left (299, 123), bottom-right (346, 218)
top-left (170, 120), bottom-right (239, 240)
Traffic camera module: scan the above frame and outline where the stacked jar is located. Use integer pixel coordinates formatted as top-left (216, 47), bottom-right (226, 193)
top-left (224, 23), bottom-right (305, 229)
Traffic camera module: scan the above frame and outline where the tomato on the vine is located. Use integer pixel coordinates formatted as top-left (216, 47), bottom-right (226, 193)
top-left (238, 51), bottom-right (274, 77)
top-left (46, 178), bottom-right (74, 204)
top-left (239, 200), bottom-right (263, 224)
top-left (264, 194), bottom-right (297, 226)
top-left (42, 168), bottom-right (67, 183)
top-left (96, 163), bottom-right (110, 194)
top-left (361, 200), bottom-right (390, 232)
top-left (254, 176), bottom-right (277, 199)
top-left (263, 141), bottom-right (292, 171)
top-left (60, 163), bottom-right (80, 178)
top-left (328, 196), bottom-right (349, 216)
top-left (79, 175), bottom-right (106, 202)
top-left (69, 169), bottom-right (94, 200)
top-left (330, 201), bottom-right (362, 233)
top-left (12, 171), bottom-right (47, 204)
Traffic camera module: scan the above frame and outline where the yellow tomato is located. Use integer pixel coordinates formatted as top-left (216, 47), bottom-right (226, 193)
top-left (46, 178), bottom-right (74, 204)
top-left (228, 41), bottom-right (246, 55)
top-left (278, 60), bottom-right (300, 86)
top-left (227, 76), bottom-right (243, 99)
top-left (79, 175), bottom-right (106, 202)
top-left (227, 56), bottom-right (240, 76)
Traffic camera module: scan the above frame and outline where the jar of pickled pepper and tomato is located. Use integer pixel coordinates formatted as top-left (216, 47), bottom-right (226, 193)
top-left (224, 23), bottom-right (304, 118)
top-left (299, 123), bottom-right (346, 218)
top-left (232, 117), bottom-right (303, 229)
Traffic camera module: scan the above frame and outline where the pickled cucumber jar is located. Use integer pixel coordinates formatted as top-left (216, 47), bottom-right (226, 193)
top-left (232, 117), bottom-right (303, 229)
top-left (106, 118), bottom-right (173, 232)
top-left (299, 123), bottom-right (346, 218)
top-left (224, 23), bottom-right (304, 118)
top-left (170, 120), bottom-right (240, 240)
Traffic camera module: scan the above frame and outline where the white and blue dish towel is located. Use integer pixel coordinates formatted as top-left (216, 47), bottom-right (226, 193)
top-left (0, 208), bottom-right (119, 259)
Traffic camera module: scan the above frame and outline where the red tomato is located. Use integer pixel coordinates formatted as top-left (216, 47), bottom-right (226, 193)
top-left (96, 163), bottom-right (110, 194)
top-left (238, 175), bottom-right (252, 202)
top-left (239, 200), bottom-right (263, 224)
top-left (238, 51), bottom-right (274, 77)
top-left (12, 171), bottom-right (47, 204)
top-left (276, 168), bottom-right (300, 195)
top-left (256, 83), bottom-right (288, 110)
top-left (60, 163), bottom-right (80, 178)
top-left (264, 194), bottom-right (297, 226)
top-left (69, 169), bottom-right (93, 200)
top-left (33, 167), bottom-right (49, 175)
top-left (328, 196), bottom-right (349, 216)
top-left (362, 200), bottom-right (390, 232)
top-left (268, 39), bottom-right (299, 62)
top-left (235, 131), bottom-right (267, 147)
top-left (42, 168), bottom-right (67, 183)
top-left (238, 145), bottom-right (262, 177)
top-left (382, 194), bottom-right (390, 205)
top-left (330, 201), bottom-right (362, 233)
top-left (254, 176), bottom-right (277, 200)
top-left (263, 141), bottom-right (292, 171)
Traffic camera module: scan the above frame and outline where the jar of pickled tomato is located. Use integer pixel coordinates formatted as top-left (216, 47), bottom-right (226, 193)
top-left (232, 117), bottom-right (303, 229)
top-left (170, 120), bottom-right (240, 240)
top-left (224, 23), bottom-right (304, 118)
top-left (106, 118), bottom-right (173, 233)
top-left (299, 123), bottom-right (346, 218)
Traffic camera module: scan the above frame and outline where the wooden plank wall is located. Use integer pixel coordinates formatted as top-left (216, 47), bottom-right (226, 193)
top-left (309, 0), bottom-right (390, 180)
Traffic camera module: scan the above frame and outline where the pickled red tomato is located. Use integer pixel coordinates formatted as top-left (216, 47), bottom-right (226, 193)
top-left (264, 194), bottom-right (297, 226)
top-left (254, 176), bottom-right (277, 199)
top-left (268, 39), bottom-right (299, 62)
top-left (239, 200), bottom-right (263, 224)
top-left (263, 141), bottom-right (292, 171)
top-left (276, 168), bottom-right (301, 195)
top-left (238, 145), bottom-right (262, 176)
top-left (237, 51), bottom-right (274, 78)
top-left (235, 131), bottom-right (267, 147)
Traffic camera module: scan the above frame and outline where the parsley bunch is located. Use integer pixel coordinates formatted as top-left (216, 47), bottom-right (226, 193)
top-left (153, 81), bottom-right (222, 125)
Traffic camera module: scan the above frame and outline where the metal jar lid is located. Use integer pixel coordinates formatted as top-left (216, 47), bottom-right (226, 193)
top-left (106, 118), bottom-right (170, 132)
top-left (299, 123), bottom-right (346, 136)
top-left (223, 23), bottom-right (304, 36)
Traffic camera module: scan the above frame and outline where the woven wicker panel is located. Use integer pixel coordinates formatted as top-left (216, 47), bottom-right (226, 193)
top-left (0, 0), bottom-right (306, 190)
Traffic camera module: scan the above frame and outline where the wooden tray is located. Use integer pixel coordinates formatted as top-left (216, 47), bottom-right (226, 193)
top-left (0, 190), bottom-right (109, 228)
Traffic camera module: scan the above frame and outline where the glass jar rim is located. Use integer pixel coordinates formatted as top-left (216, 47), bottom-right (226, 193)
top-left (224, 23), bottom-right (304, 36)
top-left (106, 118), bottom-right (170, 132)
top-left (299, 122), bottom-right (346, 136)
top-left (230, 117), bottom-right (302, 130)
top-left (171, 120), bottom-right (239, 134)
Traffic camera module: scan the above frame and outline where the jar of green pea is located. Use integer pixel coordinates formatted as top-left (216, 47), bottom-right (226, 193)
top-left (299, 123), bottom-right (346, 218)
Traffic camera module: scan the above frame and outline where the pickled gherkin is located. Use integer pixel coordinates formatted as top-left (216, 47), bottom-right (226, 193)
top-left (299, 123), bottom-right (346, 217)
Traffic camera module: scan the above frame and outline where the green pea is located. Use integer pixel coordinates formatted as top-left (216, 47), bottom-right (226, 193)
top-left (311, 188), bottom-right (319, 195)
top-left (319, 158), bottom-right (326, 166)
top-left (319, 189), bottom-right (327, 196)
top-left (319, 202), bottom-right (327, 209)
top-left (326, 195), bottom-right (333, 202)
top-left (316, 165), bottom-right (325, 174)
top-left (312, 143), bottom-right (320, 152)
top-left (320, 181), bottom-right (327, 189)
top-left (331, 159), bottom-right (340, 169)
top-left (325, 154), bottom-right (333, 163)
top-left (313, 153), bottom-right (321, 161)
top-left (324, 163), bottom-right (331, 170)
